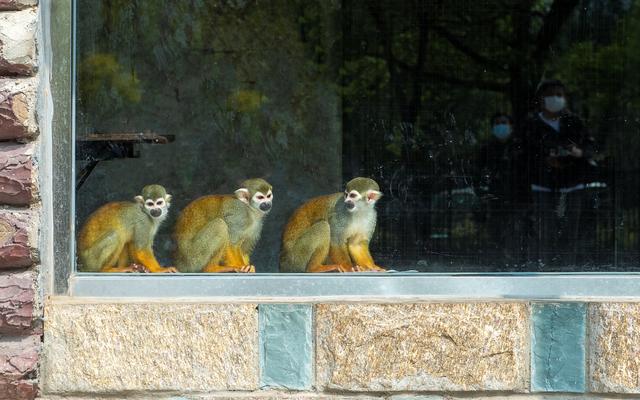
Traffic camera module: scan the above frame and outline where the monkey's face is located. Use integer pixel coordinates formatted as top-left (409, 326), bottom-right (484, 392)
top-left (137, 194), bottom-right (171, 220)
top-left (344, 189), bottom-right (382, 213)
top-left (235, 187), bottom-right (273, 213)
top-left (251, 189), bottom-right (273, 213)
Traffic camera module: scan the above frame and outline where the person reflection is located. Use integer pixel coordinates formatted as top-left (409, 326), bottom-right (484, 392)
top-left (522, 79), bottom-right (598, 266)
top-left (475, 113), bottom-right (527, 264)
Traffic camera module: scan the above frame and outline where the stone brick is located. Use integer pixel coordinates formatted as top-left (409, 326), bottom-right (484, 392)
top-left (0, 210), bottom-right (32, 269)
top-left (40, 395), bottom-right (383, 400)
top-left (531, 303), bottom-right (586, 393)
top-left (0, 335), bottom-right (39, 400)
top-left (0, 9), bottom-right (37, 76)
top-left (389, 396), bottom-right (622, 400)
top-left (316, 303), bottom-right (529, 392)
top-left (259, 304), bottom-right (313, 390)
top-left (35, 396), bottom-right (628, 400)
top-left (0, 0), bottom-right (37, 11)
top-left (0, 78), bottom-right (38, 140)
top-left (589, 303), bottom-right (640, 393)
top-left (0, 143), bottom-right (33, 205)
top-left (0, 377), bottom-right (37, 400)
top-left (42, 302), bottom-right (259, 394)
top-left (0, 270), bottom-right (36, 334)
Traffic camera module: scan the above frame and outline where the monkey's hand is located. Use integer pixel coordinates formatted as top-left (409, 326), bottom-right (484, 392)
top-left (144, 265), bottom-right (178, 273)
top-left (129, 263), bottom-right (151, 273)
top-left (237, 265), bottom-right (255, 273)
top-left (337, 264), bottom-right (358, 273)
top-left (354, 264), bottom-right (387, 272)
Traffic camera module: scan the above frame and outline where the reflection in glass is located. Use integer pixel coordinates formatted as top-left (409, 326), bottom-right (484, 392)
top-left (76, 0), bottom-right (640, 272)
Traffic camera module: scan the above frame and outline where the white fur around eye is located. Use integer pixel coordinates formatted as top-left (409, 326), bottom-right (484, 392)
top-left (145, 200), bottom-right (154, 207)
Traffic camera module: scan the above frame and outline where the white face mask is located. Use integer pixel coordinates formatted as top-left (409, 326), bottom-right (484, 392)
top-left (544, 96), bottom-right (566, 113)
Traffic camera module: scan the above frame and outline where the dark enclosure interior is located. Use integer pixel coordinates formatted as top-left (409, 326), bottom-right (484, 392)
top-left (76, 0), bottom-right (640, 272)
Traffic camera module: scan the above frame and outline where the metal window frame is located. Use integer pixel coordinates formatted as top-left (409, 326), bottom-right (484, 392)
top-left (50, 0), bottom-right (640, 301)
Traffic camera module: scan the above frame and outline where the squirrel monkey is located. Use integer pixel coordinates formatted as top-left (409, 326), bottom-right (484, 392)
top-left (173, 178), bottom-right (272, 273)
top-left (280, 177), bottom-right (386, 273)
top-left (77, 184), bottom-right (177, 273)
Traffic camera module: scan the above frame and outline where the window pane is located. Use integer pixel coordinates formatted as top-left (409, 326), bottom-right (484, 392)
top-left (75, 0), bottom-right (640, 273)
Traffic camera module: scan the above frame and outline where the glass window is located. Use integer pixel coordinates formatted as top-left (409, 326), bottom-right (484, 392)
top-left (74, 0), bottom-right (640, 273)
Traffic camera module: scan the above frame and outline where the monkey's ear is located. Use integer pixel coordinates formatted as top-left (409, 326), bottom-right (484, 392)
top-left (366, 190), bottom-right (383, 204)
top-left (165, 194), bottom-right (172, 204)
top-left (134, 195), bottom-right (144, 204)
top-left (235, 188), bottom-right (251, 204)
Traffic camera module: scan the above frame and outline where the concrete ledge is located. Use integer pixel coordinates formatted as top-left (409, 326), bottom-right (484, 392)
top-left (316, 303), bottom-right (529, 392)
top-left (41, 302), bottom-right (259, 394)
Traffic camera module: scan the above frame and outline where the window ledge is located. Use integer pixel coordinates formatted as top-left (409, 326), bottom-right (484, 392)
top-left (68, 272), bottom-right (640, 301)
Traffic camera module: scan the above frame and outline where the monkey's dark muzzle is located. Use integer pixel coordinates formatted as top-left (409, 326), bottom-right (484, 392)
top-left (150, 208), bottom-right (162, 217)
top-left (345, 202), bottom-right (355, 210)
top-left (260, 202), bottom-right (272, 212)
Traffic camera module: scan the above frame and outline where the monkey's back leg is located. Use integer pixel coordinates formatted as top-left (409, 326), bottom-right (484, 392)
top-left (280, 221), bottom-right (334, 273)
top-left (78, 231), bottom-right (125, 272)
top-left (175, 218), bottom-right (229, 273)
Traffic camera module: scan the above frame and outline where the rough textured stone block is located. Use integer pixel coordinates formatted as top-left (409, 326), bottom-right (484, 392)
top-left (0, 335), bottom-right (39, 400)
top-left (0, 270), bottom-right (36, 334)
top-left (42, 302), bottom-right (259, 394)
top-left (531, 303), bottom-right (586, 393)
top-left (0, 211), bottom-right (32, 269)
top-left (589, 302), bottom-right (640, 393)
top-left (0, 0), bottom-right (37, 11)
top-left (0, 143), bottom-right (32, 204)
top-left (316, 303), bottom-right (529, 392)
top-left (390, 396), bottom-right (624, 400)
top-left (40, 395), bottom-right (383, 400)
top-left (0, 9), bottom-right (37, 76)
top-left (259, 304), bottom-right (313, 390)
top-left (0, 79), bottom-right (38, 140)
top-left (0, 376), bottom-right (37, 400)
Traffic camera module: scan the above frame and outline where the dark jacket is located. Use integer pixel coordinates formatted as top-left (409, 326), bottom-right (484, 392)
top-left (521, 112), bottom-right (597, 189)
top-left (476, 138), bottom-right (513, 200)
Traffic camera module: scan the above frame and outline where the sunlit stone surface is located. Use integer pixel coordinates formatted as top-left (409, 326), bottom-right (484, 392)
top-left (590, 303), bottom-right (640, 393)
top-left (316, 303), bottom-right (529, 392)
top-left (42, 302), bottom-right (259, 393)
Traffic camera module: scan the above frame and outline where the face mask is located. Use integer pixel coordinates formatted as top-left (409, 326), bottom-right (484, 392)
top-left (544, 96), bottom-right (566, 113)
top-left (492, 124), bottom-right (511, 140)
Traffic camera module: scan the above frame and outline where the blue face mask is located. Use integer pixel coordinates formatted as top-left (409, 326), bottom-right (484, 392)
top-left (492, 124), bottom-right (511, 140)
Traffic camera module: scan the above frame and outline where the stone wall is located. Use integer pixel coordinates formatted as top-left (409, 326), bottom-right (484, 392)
top-left (0, 1), bottom-right (41, 400)
top-left (36, 300), bottom-right (640, 399)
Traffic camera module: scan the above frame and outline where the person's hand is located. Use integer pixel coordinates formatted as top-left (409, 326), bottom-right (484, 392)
top-left (568, 145), bottom-right (583, 158)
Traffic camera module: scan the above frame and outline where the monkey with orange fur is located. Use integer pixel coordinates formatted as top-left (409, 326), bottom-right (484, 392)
top-left (173, 178), bottom-right (273, 273)
top-left (77, 184), bottom-right (177, 273)
top-left (280, 177), bottom-right (386, 273)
